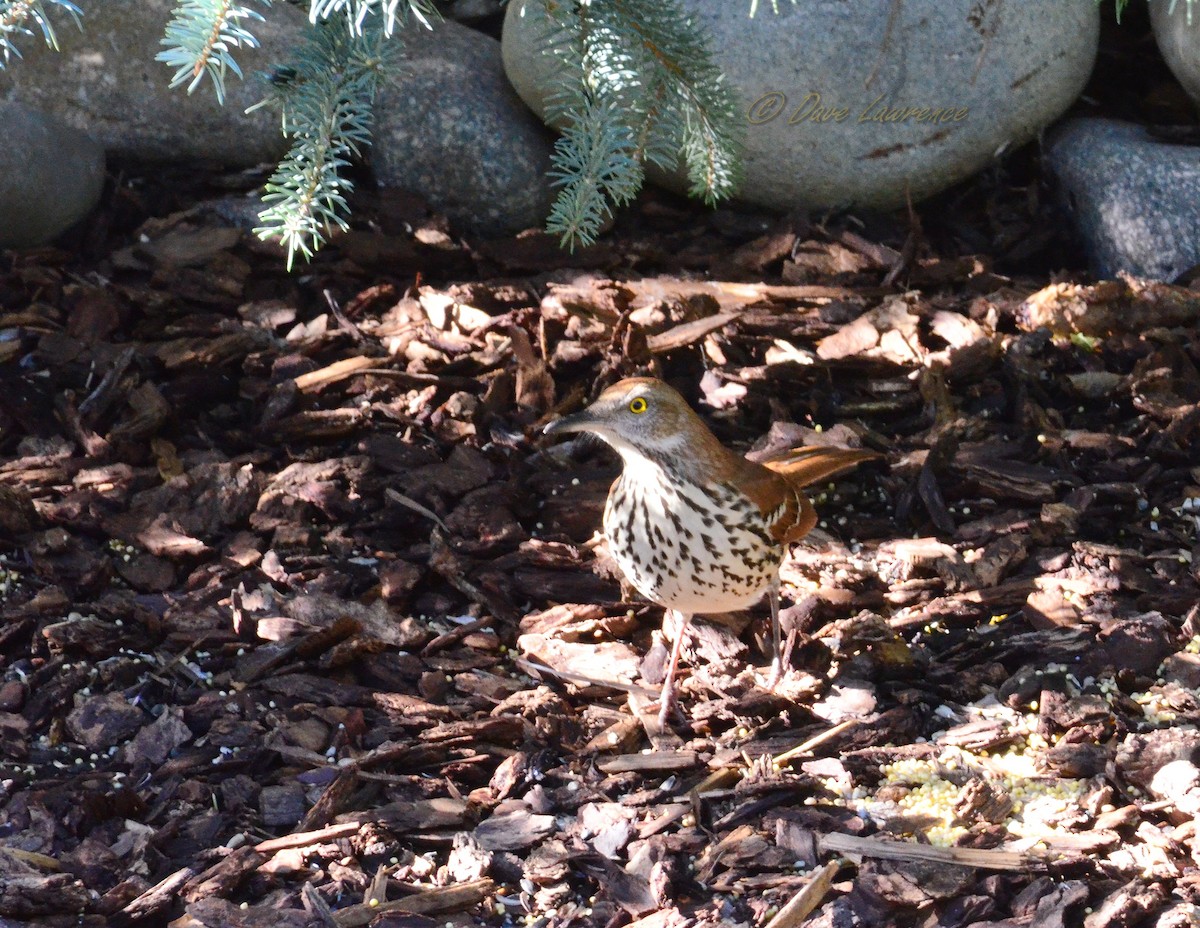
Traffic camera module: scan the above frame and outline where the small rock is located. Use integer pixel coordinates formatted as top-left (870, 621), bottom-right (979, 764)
top-left (503, 0), bottom-right (1098, 213)
top-left (0, 102), bottom-right (104, 248)
top-left (374, 17), bottom-right (555, 235)
top-left (1046, 118), bottom-right (1200, 280)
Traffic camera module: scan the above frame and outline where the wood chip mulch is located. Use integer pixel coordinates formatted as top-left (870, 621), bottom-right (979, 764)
top-left (1, 162), bottom-right (1199, 928)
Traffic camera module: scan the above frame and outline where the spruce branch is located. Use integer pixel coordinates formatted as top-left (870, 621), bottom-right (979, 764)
top-left (538, 0), bottom-right (743, 249)
top-left (157, 0), bottom-right (271, 104)
top-left (253, 17), bottom-right (392, 268)
top-left (307, 0), bottom-right (438, 36)
top-left (0, 0), bottom-right (81, 66)
top-left (748, 0), bottom-right (794, 16)
top-left (546, 95), bottom-right (641, 248)
top-left (1160, 0), bottom-right (1194, 22)
top-left (607, 0), bottom-right (741, 204)
top-left (1106, 0), bottom-right (1194, 23)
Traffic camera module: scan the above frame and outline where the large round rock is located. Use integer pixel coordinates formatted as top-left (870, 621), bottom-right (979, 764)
top-left (0, 0), bottom-right (305, 165)
top-left (502, 0), bottom-right (1099, 212)
top-left (1046, 118), bottom-right (1200, 280)
top-left (374, 18), bottom-right (556, 236)
top-left (0, 102), bottom-right (105, 248)
top-left (1151, 0), bottom-right (1200, 111)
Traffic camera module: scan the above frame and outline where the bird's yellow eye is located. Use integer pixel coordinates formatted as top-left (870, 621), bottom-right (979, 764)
top-left (629, 397), bottom-right (648, 414)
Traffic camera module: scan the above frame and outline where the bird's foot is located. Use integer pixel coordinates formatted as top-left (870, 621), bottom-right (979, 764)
top-left (654, 610), bottom-right (690, 729)
top-left (765, 657), bottom-right (785, 692)
top-left (655, 684), bottom-right (679, 728)
top-left (763, 631), bottom-right (795, 691)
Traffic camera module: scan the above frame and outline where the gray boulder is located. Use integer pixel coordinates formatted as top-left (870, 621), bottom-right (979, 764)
top-left (374, 18), bottom-right (556, 235)
top-left (1152, 0), bottom-right (1200, 111)
top-left (0, 4), bottom-right (555, 235)
top-left (0, 102), bottom-right (105, 248)
top-left (446, 0), bottom-right (504, 24)
top-left (502, 0), bottom-right (1099, 213)
top-left (1045, 118), bottom-right (1200, 281)
top-left (0, 0), bottom-right (305, 165)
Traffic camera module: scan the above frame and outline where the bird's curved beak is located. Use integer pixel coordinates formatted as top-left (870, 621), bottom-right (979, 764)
top-left (543, 410), bottom-right (597, 437)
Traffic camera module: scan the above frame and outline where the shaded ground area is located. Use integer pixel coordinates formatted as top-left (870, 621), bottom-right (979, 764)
top-left (3, 17), bottom-right (1200, 923)
top-left (0, 157), bottom-right (1199, 928)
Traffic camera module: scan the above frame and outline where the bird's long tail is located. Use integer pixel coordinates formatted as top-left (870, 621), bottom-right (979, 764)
top-left (758, 446), bottom-right (881, 489)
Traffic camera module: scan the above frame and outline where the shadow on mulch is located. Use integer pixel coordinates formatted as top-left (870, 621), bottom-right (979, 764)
top-left (2, 24), bottom-right (1200, 923)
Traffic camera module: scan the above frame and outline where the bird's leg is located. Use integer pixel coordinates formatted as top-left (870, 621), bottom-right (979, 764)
top-left (766, 581), bottom-right (784, 690)
top-left (658, 609), bottom-right (692, 727)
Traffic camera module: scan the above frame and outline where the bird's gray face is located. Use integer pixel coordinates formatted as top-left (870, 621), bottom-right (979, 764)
top-left (543, 378), bottom-right (690, 460)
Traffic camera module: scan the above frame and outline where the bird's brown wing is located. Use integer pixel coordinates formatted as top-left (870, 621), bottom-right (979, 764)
top-left (736, 446), bottom-right (879, 545)
top-left (758, 446), bottom-right (880, 488)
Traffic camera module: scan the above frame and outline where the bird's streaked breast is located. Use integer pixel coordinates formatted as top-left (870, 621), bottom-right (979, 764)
top-left (602, 455), bottom-right (782, 614)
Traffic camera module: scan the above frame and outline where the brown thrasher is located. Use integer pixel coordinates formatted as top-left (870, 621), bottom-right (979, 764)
top-left (544, 377), bottom-right (877, 726)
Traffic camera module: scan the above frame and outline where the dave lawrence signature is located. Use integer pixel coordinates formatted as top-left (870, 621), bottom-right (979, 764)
top-left (748, 90), bottom-right (970, 126)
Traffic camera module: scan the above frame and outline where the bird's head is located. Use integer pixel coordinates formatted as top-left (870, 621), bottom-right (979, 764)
top-left (543, 377), bottom-right (722, 469)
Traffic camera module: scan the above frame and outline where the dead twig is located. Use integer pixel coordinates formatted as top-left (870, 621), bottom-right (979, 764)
top-left (819, 833), bottom-right (1034, 871)
top-left (764, 860), bottom-right (841, 928)
top-left (513, 655), bottom-right (658, 698)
